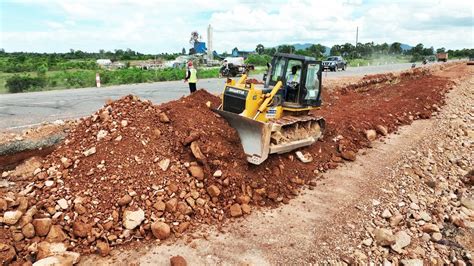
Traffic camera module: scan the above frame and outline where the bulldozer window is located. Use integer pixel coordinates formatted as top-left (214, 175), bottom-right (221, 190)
top-left (304, 63), bottom-right (320, 101)
top-left (271, 58), bottom-right (286, 82)
top-left (285, 60), bottom-right (302, 83)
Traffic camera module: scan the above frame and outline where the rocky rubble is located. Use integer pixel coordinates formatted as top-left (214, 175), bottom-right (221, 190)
top-left (2, 91), bottom-right (303, 264)
top-left (345, 77), bottom-right (474, 264)
top-left (0, 66), bottom-right (460, 264)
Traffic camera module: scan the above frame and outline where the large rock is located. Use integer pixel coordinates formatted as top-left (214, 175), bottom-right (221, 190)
top-left (0, 243), bottom-right (16, 264)
top-left (229, 204), bottom-right (243, 217)
top-left (22, 223), bottom-right (36, 238)
top-left (177, 202), bottom-right (192, 215)
top-left (170, 255), bottom-right (187, 266)
top-left (190, 142), bottom-right (205, 161)
top-left (188, 165), bottom-right (204, 180)
top-left (159, 112), bottom-right (170, 123)
top-left (46, 225), bottom-right (67, 242)
top-left (57, 198), bottom-right (68, 210)
top-left (213, 170), bottom-right (222, 178)
top-left (241, 204), bottom-right (251, 214)
top-left (183, 131), bottom-right (200, 146)
top-left (118, 195), bottom-right (132, 206)
top-left (341, 150), bottom-right (356, 161)
top-left (373, 228), bottom-right (395, 246)
top-left (151, 222), bottom-right (170, 240)
top-left (96, 241), bottom-right (110, 257)
top-left (177, 222), bottom-right (190, 234)
top-left (431, 232), bottom-right (442, 242)
top-left (122, 209), bottom-right (145, 230)
top-left (376, 125), bottom-right (388, 136)
top-left (74, 204), bottom-right (87, 214)
top-left (237, 195), bottom-right (251, 204)
top-left (390, 230), bottom-right (411, 253)
top-left (33, 218), bottom-right (52, 237)
top-left (421, 223), bottom-right (439, 233)
top-left (158, 159), bottom-right (171, 171)
top-left (0, 198), bottom-right (7, 211)
top-left (366, 130), bottom-right (377, 141)
top-left (207, 185), bottom-right (221, 198)
top-left (3, 210), bottom-right (23, 225)
top-left (96, 130), bottom-right (108, 141)
top-left (60, 157), bottom-right (73, 169)
top-left (461, 197), bottom-right (474, 210)
top-left (381, 209), bottom-right (392, 218)
top-left (400, 259), bottom-right (423, 266)
top-left (165, 198), bottom-right (178, 212)
top-left (33, 252), bottom-right (80, 266)
top-left (72, 221), bottom-right (91, 238)
top-left (82, 147), bottom-right (96, 157)
top-left (390, 214), bottom-right (404, 226)
top-left (153, 201), bottom-right (166, 212)
top-left (295, 151), bottom-right (313, 163)
top-left (37, 242), bottom-right (67, 260)
top-left (17, 197), bottom-right (29, 212)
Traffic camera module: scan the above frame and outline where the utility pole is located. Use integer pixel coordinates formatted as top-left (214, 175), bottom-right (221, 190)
top-left (356, 26), bottom-right (359, 47)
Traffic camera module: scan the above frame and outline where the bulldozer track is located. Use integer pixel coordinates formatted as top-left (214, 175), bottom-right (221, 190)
top-left (270, 115), bottom-right (325, 146)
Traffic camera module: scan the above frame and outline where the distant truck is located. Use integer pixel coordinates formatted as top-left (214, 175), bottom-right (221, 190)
top-left (468, 57), bottom-right (474, 65)
top-left (436, 53), bottom-right (448, 62)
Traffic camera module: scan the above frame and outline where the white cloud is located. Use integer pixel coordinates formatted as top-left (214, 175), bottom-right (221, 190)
top-left (1, 0), bottom-right (472, 53)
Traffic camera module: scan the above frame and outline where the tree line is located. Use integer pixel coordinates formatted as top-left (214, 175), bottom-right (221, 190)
top-left (253, 42), bottom-right (474, 62)
top-left (0, 48), bottom-right (180, 73)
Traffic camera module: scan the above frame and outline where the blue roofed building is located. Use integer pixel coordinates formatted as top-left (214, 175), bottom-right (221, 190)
top-left (193, 41), bottom-right (207, 54)
top-left (231, 47), bottom-right (255, 58)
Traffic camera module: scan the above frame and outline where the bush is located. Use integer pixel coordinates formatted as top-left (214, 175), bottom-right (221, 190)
top-left (245, 54), bottom-right (271, 66)
top-left (6, 75), bottom-right (47, 93)
top-left (63, 71), bottom-right (96, 87)
top-left (410, 53), bottom-right (424, 63)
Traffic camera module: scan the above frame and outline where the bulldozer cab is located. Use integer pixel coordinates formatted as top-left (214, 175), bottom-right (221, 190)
top-left (264, 53), bottom-right (322, 108)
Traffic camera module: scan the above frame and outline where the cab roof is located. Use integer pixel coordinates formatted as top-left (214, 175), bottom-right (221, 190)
top-left (274, 52), bottom-right (318, 62)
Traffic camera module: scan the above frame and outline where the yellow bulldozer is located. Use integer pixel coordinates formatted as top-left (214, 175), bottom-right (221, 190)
top-left (214, 53), bottom-right (325, 165)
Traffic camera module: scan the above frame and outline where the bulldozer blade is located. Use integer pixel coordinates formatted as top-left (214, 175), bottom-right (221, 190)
top-left (213, 109), bottom-right (272, 165)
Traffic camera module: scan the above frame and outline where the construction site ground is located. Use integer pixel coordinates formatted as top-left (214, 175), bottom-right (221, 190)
top-left (81, 63), bottom-right (473, 265)
top-left (0, 62), bottom-right (472, 265)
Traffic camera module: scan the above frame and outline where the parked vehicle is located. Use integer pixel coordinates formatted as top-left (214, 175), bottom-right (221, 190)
top-left (219, 57), bottom-right (254, 77)
top-left (322, 56), bottom-right (346, 71)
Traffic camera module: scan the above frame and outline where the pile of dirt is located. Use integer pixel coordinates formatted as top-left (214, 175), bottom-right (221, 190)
top-left (0, 65), bottom-right (457, 264)
top-left (340, 67), bottom-right (433, 93)
top-left (315, 66), bottom-right (453, 163)
top-left (1, 90), bottom-right (310, 263)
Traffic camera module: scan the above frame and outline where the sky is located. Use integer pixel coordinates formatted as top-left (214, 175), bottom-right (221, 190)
top-left (0, 0), bottom-right (473, 53)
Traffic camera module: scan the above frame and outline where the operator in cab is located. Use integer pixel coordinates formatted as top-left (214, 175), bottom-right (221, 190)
top-left (284, 65), bottom-right (301, 101)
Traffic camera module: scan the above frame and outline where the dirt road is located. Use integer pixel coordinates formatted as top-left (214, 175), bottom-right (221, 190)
top-left (76, 65), bottom-right (472, 264)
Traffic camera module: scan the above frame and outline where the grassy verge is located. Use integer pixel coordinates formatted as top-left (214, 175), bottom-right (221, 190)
top-left (0, 67), bottom-right (220, 94)
top-left (0, 72), bottom-right (12, 93)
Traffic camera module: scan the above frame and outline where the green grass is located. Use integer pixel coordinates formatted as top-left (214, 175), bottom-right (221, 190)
top-left (0, 72), bottom-right (12, 93)
top-left (0, 70), bottom-right (82, 94)
top-left (0, 67), bottom-right (221, 94)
